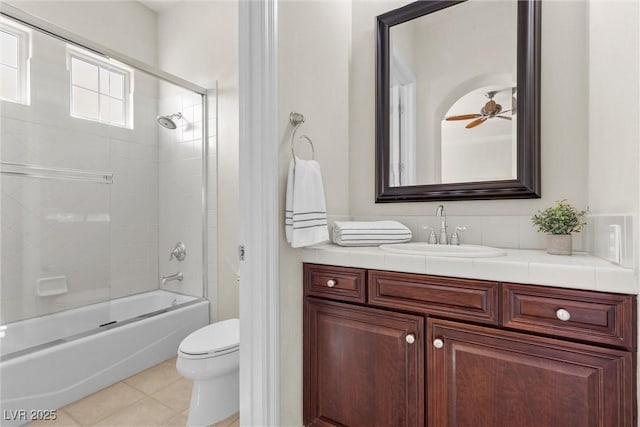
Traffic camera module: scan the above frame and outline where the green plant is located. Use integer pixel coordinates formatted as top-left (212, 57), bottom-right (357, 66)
top-left (531, 200), bottom-right (587, 235)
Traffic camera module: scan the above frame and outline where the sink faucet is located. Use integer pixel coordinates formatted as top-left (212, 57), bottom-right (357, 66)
top-left (436, 205), bottom-right (448, 245)
top-left (161, 272), bottom-right (183, 286)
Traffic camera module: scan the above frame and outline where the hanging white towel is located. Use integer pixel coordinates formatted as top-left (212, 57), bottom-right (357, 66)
top-left (333, 220), bottom-right (412, 246)
top-left (285, 158), bottom-right (329, 248)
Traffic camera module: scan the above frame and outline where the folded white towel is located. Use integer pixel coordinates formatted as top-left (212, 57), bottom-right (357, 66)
top-left (285, 158), bottom-right (329, 248)
top-left (333, 220), bottom-right (412, 246)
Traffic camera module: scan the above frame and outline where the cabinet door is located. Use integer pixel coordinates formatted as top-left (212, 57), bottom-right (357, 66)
top-left (428, 318), bottom-right (634, 427)
top-left (304, 297), bottom-right (424, 427)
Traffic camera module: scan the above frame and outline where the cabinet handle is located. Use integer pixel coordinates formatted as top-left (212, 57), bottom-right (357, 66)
top-left (405, 334), bottom-right (416, 344)
top-left (326, 279), bottom-right (336, 288)
top-left (433, 338), bottom-right (444, 349)
top-left (556, 308), bottom-right (571, 321)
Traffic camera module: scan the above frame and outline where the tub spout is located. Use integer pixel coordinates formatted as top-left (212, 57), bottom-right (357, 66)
top-left (161, 272), bottom-right (183, 286)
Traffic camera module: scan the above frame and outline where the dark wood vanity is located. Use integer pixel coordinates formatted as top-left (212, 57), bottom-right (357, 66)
top-left (303, 263), bottom-right (637, 426)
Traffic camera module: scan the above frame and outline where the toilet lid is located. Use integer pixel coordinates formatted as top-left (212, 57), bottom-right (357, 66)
top-left (179, 318), bottom-right (239, 356)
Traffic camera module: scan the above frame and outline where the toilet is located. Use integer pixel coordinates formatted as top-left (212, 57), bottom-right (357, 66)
top-left (176, 318), bottom-right (239, 427)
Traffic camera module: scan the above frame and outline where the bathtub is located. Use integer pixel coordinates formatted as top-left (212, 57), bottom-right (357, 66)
top-left (0, 290), bottom-right (208, 426)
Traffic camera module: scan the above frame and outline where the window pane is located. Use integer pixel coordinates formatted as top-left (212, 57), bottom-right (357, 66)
top-left (0, 64), bottom-right (18, 101)
top-left (0, 30), bottom-right (18, 68)
top-left (109, 72), bottom-right (124, 99)
top-left (71, 57), bottom-right (98, 91)
top-left (72, 86), bottom-right (99, 119)
top-left (99, 93), bottom-right (109, 122)
top-left (99, 67), bottom-right (109, 94)
top-left (109, 97), bottom-right (124, 124)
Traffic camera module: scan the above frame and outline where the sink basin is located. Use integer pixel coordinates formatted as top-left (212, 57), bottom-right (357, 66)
top-left (379, 243), bottom-right (507, 258)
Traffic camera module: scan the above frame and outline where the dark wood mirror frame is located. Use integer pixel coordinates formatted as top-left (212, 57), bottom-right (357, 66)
top-left (375, 0), bottom-right (541, 202)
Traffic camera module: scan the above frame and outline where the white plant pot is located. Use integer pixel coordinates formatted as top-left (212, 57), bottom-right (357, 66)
top-left (546, 234), bottom-right (572, 255)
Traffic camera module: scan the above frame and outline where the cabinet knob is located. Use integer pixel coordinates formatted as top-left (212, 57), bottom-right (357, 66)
top-left (433, 338), bottom-right (444, 349)
top-left (326, 279), bottom-right (336, 288)
top-left (405, 334), bottom-right (416, 344)
top-left (556, 308), bottom-right (571, 321)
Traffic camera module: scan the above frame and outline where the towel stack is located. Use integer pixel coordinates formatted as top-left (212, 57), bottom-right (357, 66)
top-left (285, 158), bottom-right (330, 248)
top-left (332, 221), bottom-right (412, 246)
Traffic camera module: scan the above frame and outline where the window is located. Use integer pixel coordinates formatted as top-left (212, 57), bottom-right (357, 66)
top-left (0, 18), bottom-right (30, 105)
top-left (68, 49), bottom-right (133, 128)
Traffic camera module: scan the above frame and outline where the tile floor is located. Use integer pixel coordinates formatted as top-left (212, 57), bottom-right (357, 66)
top-left (29, 357), bottom-right (239, 427)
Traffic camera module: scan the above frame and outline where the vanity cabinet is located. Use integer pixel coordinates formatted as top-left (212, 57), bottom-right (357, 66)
top-left (303, 263), bottom-right (637, 427)
top-left (304, 298), bottom-right (424, 427)
top-left (428, 318), bottom-right (633, 427)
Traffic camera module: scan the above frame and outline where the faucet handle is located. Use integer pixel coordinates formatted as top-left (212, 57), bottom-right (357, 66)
top-left (169, 242), bottom-right (186, 261)
top-left (422, 226), bottom-right (438, 244)
top-left (450, 226), bottom-right (467, 246)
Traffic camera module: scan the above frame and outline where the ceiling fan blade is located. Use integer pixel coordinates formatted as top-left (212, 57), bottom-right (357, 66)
top-left (496, 116), bottom-right (512, 121)
top-left (445, 114), bottom-right (481, 121)
top-left (465, 117), bottom-right (487, 129)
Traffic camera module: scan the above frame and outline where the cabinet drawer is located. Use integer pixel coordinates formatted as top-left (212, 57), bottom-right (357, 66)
top-left (304, 264), bottom-right (366, 303)
top-left (368, 270), bottom-right (499, 325)
top-left (502, 283), bottom-right (636, 349)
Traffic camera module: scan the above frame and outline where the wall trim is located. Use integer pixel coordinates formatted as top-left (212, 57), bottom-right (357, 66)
top-left (238, 0), bottom-right (279, 426)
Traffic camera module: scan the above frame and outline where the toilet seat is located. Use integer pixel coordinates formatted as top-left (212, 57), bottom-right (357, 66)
top-left (179, 318), bottom-right (239, 360)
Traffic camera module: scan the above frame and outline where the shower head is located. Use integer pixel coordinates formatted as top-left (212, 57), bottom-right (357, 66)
top-left (157, 112), bottom-right (183, 130)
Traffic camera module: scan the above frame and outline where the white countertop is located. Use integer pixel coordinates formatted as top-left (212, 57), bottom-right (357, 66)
top-left (301, 244), bottom-right (639, 294)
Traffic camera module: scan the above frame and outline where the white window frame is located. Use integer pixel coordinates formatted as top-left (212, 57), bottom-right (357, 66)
top-left (0, 18), bottom-right (31, 105)
top-left (67, 47), bottom-right (134, 129)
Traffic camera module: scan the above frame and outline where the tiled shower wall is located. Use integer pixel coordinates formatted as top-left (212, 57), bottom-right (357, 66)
top-left (0, 29), bottom-right (159, 323)
top-left (157, 82), bottom-right (210, 301)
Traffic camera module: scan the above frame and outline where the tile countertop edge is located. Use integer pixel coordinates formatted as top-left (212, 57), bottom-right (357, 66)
top-left (301, 244), bottom-right (639, 295)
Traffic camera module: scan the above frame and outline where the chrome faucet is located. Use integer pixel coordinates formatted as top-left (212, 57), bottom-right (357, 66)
top-left (436, 205), bottom-right (448, 245)
top-left (161, 272), bottom-right (183, 286)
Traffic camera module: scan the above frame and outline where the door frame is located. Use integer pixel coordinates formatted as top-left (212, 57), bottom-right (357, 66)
top-left (238, 0), bottom-right (280, 425)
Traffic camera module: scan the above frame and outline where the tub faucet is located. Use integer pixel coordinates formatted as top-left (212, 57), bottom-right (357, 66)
top-left (436, 205), bottom-right (448, 245)
top-left (161, 272), bottom-right (183, 286)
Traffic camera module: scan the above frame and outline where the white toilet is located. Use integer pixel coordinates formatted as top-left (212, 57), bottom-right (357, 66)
top-left (176, 318), bottom-right (239, 427)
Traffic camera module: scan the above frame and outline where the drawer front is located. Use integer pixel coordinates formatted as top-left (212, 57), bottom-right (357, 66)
top-left (502, 283), bottom-right (637, 349)
top-left (304, 264), bottom-right (366, 303)
top-left (368, 270), bottom-right (499, 325)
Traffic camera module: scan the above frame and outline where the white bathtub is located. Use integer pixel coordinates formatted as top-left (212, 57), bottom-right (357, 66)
top-left (0, 290), bottom-right (208, 426)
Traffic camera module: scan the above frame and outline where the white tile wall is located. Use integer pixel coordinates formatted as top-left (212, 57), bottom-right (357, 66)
top-left (588, 214), bottom-right (636, 269)
top-left (352, 214), bottom-right (589, 252)
top-left (0, 30), bottom-right (159, 323)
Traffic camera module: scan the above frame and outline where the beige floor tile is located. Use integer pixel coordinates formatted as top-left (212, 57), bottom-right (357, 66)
top-left (124, 359), bottom-right (182, 395)
top-left (151, 377), bottom-right (193, 412)
top-left (29, 409), bottom-right (80, 427)
top-left (63, 382), bottom-right (145, 426)
top-left (93, 397), bottom-right (175, 427)
top-left (158, 412), bottom-right (188, 427)
top-left (211, 412), bottom-right (240, 427)
top-left (228, 413), bottom-right (240, 427)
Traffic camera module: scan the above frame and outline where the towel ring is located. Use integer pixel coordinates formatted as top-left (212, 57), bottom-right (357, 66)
top-left (291, 135), bottom-right (315, 164)
top-left (289, 111), bottom-right (315, 165)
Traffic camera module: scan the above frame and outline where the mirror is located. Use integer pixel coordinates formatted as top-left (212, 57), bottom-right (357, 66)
top-left (376, 0), bottom-right (540, 202)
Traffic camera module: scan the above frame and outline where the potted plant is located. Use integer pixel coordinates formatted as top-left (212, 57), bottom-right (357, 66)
top-left (531, 200), bottom-right (587, 255)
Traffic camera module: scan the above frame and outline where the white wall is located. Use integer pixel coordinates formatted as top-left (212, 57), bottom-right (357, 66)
top-left (6, 1), bottom-right (157, 66)
top-left (1, 8), bottom-right (159, 322)
top-left (156, 1), bottom-right (239, 321)
top-left (587, 0), bottom-right (639, 270)
top-left (277, 1), bottom-right (351, 425)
